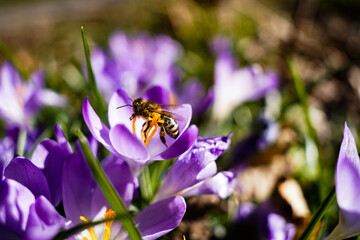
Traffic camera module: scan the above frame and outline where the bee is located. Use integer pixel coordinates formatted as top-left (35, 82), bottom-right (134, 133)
top-left (117, 97), bottom-right (179, 147)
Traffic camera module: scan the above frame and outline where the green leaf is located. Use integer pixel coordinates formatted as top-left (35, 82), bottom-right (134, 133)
top-left (75, 129), bottom-right (142, 240)
top-left (299, 186), bottom-right (336, 240)
top-left (80, 26), bottom-right (107, 124)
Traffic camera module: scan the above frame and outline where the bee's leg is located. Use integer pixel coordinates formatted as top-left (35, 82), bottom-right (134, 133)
top-left (144, 122), bottom-right (158, 146)
top-left (160, 126), bottom-right (168, 148)
top-left (141, 121), bottom-right (151, 143)
top-left (132, 116), bottom-right (137, 134)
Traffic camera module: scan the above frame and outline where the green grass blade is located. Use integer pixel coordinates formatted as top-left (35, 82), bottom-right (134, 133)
top-left (299, 186), bottom-right (336, 240)
top-left (75, 129), bottom-right (142, 240)
top-left (80, 26), bottom-right (107, 123)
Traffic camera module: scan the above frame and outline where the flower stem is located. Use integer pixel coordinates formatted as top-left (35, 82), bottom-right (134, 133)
top-left (299, 186), bottom-right (336, 240)
top-left (139, 165), bottom-right (154, 202)
top-left (75, 129), bottom-right (142, 240)
top-left (16, 128), bottom-right (27, 156)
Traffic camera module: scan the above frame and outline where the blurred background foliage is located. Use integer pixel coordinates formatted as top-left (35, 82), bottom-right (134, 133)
top-left (1, 0), bottom-right (360, 239)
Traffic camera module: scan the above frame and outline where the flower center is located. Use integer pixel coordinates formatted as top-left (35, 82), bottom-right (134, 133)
top-left (15, 83), bottom-right (25, 108)
top-left (80, 208), bottom-right (116, 240)
top-left (132, 112), bottom-right (164, 146)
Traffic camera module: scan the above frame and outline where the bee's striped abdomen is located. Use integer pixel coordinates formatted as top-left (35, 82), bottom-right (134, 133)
top-left (163, 116), bottom-right (179, 138)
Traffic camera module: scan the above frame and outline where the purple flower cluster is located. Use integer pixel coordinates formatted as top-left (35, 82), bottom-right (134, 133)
top-left (0, 63), bottom-right (66, 128)
top-left (0, 31), bottom-right (289, 240)
top-left (91, 32), bottom-right (181, 101)
top-left (211, 37), bottom-right (279, 121)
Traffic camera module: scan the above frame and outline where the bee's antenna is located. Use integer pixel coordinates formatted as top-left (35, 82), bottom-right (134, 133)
top-left (128, 97), bottom-right (133, 102)
top-left (116, 104), bottom-right (132, 109)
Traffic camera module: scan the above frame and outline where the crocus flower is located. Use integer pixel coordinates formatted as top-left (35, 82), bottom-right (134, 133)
top-left (83, 86), bottom-right (198, 174)
top-left (326, 122), bottom-right (360, 240)
top-left (231, 202), bottom-right (296, 240)
top-left (62, 152), bottom-right (137, 224)
top-left (154, 134), bottom-right (234, 201)
top-left (62, 150), bottom-right (186, 240)
top-left (211, 38), bottom-right (279, 121)
top-left (0, 178), bottom-right (66, 240)
top-left (91, 32), bottom-right (181, 100)
top-left (2, 125), bottom-right (72, 207)
top-left (0, 62), bottom-right (67, 127)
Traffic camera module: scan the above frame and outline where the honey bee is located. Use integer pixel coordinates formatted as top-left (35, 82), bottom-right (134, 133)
top-left (117, 97), bottom-right (179, 147)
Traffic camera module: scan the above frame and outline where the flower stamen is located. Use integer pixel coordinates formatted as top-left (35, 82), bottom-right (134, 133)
top-left (80, 216), bottom-right (97, 240)
top-left (80, 208), bottom-right (116, 240)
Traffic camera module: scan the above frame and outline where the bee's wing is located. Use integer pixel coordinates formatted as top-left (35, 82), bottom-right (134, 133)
top-left (150, 106), bottom-right (186, 122)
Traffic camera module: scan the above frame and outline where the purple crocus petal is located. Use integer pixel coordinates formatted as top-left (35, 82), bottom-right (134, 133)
top-left (214, 52), bottom-right (235, 88)
top-left (0, 63), bottom-right (24, 124)
top-left (213, 50), bottom-right (279, 121)
top-left (0, 136), bottom-right (15, 169)
top-left (153, 35), bottom-right (181, 71)
top-left (90, 159), bottom-right (137, 217)
top-left (326, 123), bottom-right (360, 240)
top-left (108, 88), bottom-right (133, 130)
top-left (24, 196), bottom-right (66, 240)
top-left (142, 85), bottom-right (171, 105)
top-left (109, 124), bottom-right (150, 162)
top-left (54, 124), bottom-right (72, 155)
top-left (82, 97), bottom-right (117, 154)
top-left (177, 79), bottom-right (213, 114)
top-left (0, 178), bottom-right (35, 237)
top-left (233, 201), bottom-right (295, 240)
top-left (181, 170), bottom-right (237, 199)
top-left (268, 213), bottom-right (296, 240)
top-left (91, 49), bottom-right (116, 101)
top-left (30, 139), bottom-right (69, 206)
top-left (134, 196), bottom-right (186, 240)
top-left (62, 153), bottom-right (95, 224)
top-left (109, 32), bottom-right (130, 62)
top-left (250, 69), bottom-right (279, 100)
top-left (36, 89), bottom-right (67, 107)
top-left (155, 134), bottom-right (231, 200)
top-left (155, 125), bottom-right (198, 160)
top-left (4, 157), bottom-right (51, 201)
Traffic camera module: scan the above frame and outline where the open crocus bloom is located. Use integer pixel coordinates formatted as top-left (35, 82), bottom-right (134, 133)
top-left (62, 151), bottom-right (185, 240)
top-left (62, 153), bottom-right (137, 225)
top-left (3, 125), bottom-right (72, 207)
top-left (211, 39), bottom-right (279, 121)
top-left (326, 123), bottom-right (360, 240)
top-left (91, 32), bottom-right (181, 100)
top-left (0, 62), bottom-right (66, 127)
top-left (75, 196), bottom-right (186, 240)
top-left (83, 86), bottom-right (198, 174)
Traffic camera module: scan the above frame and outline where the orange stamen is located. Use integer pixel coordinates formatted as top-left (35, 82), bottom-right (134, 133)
top-left (80, 216), bottom-right (97, 240)
top-left (145, 123), bottom-right (158, 146)
top-left (79, 208), bottom-right (116, 240)
top-left (132, 117), bottom-right (137, 134)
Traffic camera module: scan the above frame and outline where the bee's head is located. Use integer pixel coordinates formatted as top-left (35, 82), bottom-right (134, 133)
top-left (132, 98), bottom-right (143, 113)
